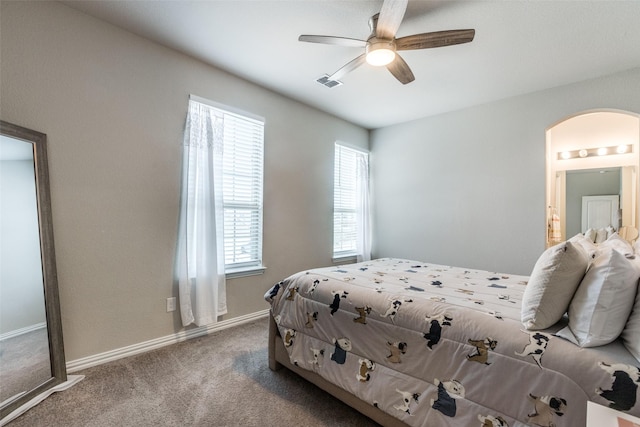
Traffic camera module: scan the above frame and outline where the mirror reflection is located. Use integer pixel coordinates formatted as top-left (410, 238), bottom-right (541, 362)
top-left (0, 135), bottom-right (52, 407)
top-left (565, 166), bottom-right (625, 237)
top-left (546, 111), bottom-right (639, 246)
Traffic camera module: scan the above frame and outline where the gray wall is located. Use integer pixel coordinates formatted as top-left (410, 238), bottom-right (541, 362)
top-left (0, 1), bottom-right (368, 360)
top-left (371, 68), bottom-right (640, 275)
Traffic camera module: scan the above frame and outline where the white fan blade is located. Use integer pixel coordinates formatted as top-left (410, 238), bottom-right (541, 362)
top-left (328, 54), bottom-right (367, 81)
top-left (377, 0), bottom-right (408, 40)
top-left (299, 35), bottom-right (366, 48)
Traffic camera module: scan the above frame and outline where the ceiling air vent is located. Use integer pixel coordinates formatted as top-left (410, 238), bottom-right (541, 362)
top-left (316, 74), bottom-right (343, 88)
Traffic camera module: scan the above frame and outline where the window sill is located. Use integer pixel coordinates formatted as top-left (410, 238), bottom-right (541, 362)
top-left (332, 254), bottom-right (357, 264)
top-left (225, 265), bottom-right (266, 279)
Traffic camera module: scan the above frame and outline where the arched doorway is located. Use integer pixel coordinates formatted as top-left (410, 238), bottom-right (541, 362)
top-left (545, 110), bottom-right (639, 246)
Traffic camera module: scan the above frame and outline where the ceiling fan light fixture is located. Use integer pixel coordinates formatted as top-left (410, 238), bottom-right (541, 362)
top-left (365, 41), bottom-right (396, 66)
top-left (298, 0), bottom-right (475, 84)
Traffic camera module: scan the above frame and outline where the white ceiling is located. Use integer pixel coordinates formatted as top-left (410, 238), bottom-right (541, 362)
top-left (61, 0), bottom-right (640, 130)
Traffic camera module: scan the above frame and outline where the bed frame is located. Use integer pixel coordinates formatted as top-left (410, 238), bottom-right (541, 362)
top-left (268, 314), bottom-right (408, 427)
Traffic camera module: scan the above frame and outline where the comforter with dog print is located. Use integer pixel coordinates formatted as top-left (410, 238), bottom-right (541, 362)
top-left (265, 258), bottom-right (640, 427)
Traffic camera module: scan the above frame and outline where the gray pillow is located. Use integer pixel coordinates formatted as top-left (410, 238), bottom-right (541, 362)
top-left (621, 281), bottom-right (640, 362)
top-left (556, 248), bottom-right (639, 347)
top-left (521, 241), bottom-right (588, 330)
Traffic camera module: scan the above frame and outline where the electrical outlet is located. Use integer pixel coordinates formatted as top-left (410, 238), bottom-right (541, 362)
top-left (166, 297), bottom-right (176, 312)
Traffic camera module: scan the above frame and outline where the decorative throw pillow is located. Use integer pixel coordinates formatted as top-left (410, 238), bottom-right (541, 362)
top-left (621, 279), bottom-right (640, 362)
top-left (569, 233), bottom-right (597, 259)
top-left (595, 228), bottom-right (608, 244)
top-left (585, 228), bottom-right (597, 243)
top-left (556, 248), bottom-right (639, 347)
top-left (599, 232), bottom-right (633, 256)
top-left (521, 241), bottom-right (589, 330)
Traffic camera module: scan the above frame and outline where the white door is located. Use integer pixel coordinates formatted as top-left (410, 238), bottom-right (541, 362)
top-left (581, 195), bottom-right (619, 232)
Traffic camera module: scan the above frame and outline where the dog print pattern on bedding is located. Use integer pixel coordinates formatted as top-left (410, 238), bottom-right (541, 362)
top-left (265, 258), bottom-right (640, 427)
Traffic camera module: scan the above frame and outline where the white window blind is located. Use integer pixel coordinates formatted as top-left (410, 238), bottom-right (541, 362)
top-left (191, 95), bottom-right (264, 272)
top-left (221, 112), bottom-right (264, 271)
top-left (334, 144), bottom-right (361, 257)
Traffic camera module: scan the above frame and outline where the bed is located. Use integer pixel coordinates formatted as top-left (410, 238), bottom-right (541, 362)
top-left (265, 254), bottom-right (640, 427)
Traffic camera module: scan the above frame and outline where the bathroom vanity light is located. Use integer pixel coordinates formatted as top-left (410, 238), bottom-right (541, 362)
top-left (558, 144), bottom-right (633, 160)
top-left (616, 144), bottom-right (629, 154)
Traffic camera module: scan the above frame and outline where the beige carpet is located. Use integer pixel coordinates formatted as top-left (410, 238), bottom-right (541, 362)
top-left (5, 318), bottom-right (380, 427)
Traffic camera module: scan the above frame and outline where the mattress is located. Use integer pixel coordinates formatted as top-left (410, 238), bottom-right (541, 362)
top-left (265, 258), bottom-right (640, 427)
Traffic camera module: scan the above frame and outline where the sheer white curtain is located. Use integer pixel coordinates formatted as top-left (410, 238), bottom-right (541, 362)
top-left (355, 151), bottom-right (371, 262)
top-left (176, 100), bottom-right (227, 327)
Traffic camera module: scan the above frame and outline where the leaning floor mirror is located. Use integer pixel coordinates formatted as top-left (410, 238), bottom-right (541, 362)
top-left (0, 121), bottom-right (68, 420)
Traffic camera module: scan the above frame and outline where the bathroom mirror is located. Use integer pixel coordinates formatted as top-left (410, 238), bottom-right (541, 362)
top-left (546, 111), bottom-right (639, 245)
top-left (0, 121), bottom-right (67, 419)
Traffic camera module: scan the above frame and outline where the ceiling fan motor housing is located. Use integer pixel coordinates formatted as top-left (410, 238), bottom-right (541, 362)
top-left (366, 37), bottom-right (396, 51)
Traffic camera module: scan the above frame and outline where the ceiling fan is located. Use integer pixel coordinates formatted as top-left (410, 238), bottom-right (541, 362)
top-left (299, 0), bottom-right (475, 85)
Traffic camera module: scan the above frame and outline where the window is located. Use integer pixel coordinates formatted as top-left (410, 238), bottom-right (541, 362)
top-left (220, 109), bottom-right (264, 273)
top-left (192, 98), bottom-right (265, 274)
top-left (333, 143), bottom-right (369, 259)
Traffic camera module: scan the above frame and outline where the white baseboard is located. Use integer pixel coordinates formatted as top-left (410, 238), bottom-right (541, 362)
top-left (66, 309), bottom-right (270, 373)
top-left (0, 322), bottom-right (47, 342)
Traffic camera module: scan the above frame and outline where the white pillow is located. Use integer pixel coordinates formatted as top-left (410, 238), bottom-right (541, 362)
top-left (595, 228), bottom-right (608, 244)
top-left (585, 228), bottom-right (597, 243)
top-left (522, 241), bottom-right (588, 330)
top-left (569, 233), bottom-right (597, 259)
top-left (556, 248), bottom-right (639, 347)
top-left (621, 279), bottom-right (640, 362)
top-left (599, 232), bottom-right (633, 256)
